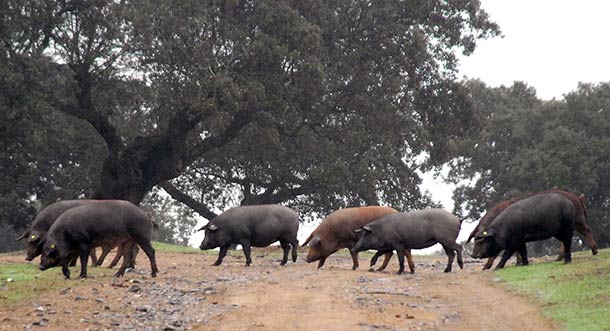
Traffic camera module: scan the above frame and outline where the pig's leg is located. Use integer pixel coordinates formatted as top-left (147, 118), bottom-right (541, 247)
top-left (349, 249), bottom-right (359, 270)
top-left (279, 239), bottom-right (290, 265)
top-left (376, 251), bottom-right (394, 272)
top-left (78, 246), bottom-right (90, 278)
top-left (89, 248), bottom-right (99, 267)
top-left (317, 256), bottom-right (326, 269)
top-left (108, 245), bottom-right (123, 268)
top-left (290, 239), bottom-right (298, 263)
top-left (517, 243), bottom-right (528, 266)
top-left (562, 240), bottom-right (572, 264)
top-left (61, 259), bottom-right (71, 279)
top-left (556, 229), bottom-right (573, 264)
top-left (442, 246), bottom-right (456, 273)
top-left (128, 245), bottom-right (139, 269)
top-left (368, 250), bottom-right (387, 270)
top-left (395, 246), bottom-right (406, 274)
top-left (241, 239), bottom-right (253, 266)
top-left (114, 241), bottom-right (136, 277)
top-left (95, 245), bottom-right (112, 266)
top-left (213, 244), bottom-right (230, 266)
top-left (555, 241), bottom-right (565, 261)
top-left (405, 249), bottom-right (416, 274)
top-left (483, 255), bottom-right (497, 270)
top-left (69, 256), bottom-right (77, 267)
top-left (453, 244), bottom-right (464, 269)
top-left (134, 240), bottom-right (158, 277)
top-left (495, 240), bottom-right (518, 270)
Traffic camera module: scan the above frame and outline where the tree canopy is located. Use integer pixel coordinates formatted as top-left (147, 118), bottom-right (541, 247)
top-left (452, 80), bottom-right (610, 252)
top-left (1, 0), bottom-right (500, 240)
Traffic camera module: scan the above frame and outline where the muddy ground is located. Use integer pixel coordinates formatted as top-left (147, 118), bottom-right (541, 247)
top-left (0, 248), bottom-right (557, 331)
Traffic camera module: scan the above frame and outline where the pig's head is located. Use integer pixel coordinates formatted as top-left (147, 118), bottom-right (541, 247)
top-left (471, 229), bottom-right (500, 259)
top-left (16, 230), bottom-right (44, 261)
top-left (304, 234), bottom-right (338, 263)
top-left (351, 226), bottom-right (384, 253)
top-left (39, 239), bottom-right (62, 271)
top-left (198, 223), bottom-right (230, 250)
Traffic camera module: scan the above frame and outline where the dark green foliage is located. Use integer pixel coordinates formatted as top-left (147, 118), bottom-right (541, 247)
top-left (452, 80), bottom-right (610, 252)
top-left (1, 0), bottom-right (500, 251)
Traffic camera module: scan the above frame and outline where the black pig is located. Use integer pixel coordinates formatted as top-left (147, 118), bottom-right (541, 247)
top-left (352, 209), bottom-right (464, 274)
top-left (199, 205), bottom-right (299, 266)
top-left (39, 200), bottom-right (158, 278)
top-left (16, 199), bottom-right (130, 268)
top-left (471, 192), bottom-right (581, 269)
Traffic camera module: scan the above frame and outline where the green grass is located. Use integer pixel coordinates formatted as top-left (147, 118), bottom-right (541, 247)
top-left (152, 241), bottom-right (213, 254)
top-left (0, 242), bottom-right (206, 304)
top-left (494, 248), bottom-right (610, 331)
top-left (0, 262), bottom-right (114, 304)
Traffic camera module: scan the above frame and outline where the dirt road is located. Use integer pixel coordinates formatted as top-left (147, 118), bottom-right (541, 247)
top-left (0, 248), bottom-right (556, 331)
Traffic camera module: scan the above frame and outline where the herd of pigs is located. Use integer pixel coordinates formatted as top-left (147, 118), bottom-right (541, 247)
top-left (15, 189), bottom-right (598, 280)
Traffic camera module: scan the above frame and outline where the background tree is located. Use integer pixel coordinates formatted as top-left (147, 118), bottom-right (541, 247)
top-left (452, 80), bottom-right (610, 254)
top-left (2, 0), bottom-right (500, 250)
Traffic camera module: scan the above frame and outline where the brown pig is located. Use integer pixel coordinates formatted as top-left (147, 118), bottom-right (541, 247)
top-left (302, 206), bottom-right (414, 271)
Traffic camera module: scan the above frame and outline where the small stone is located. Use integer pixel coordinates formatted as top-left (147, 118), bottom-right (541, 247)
top-left (64, 310), bottom-right (72, 315)
top-left (128, 285), bottom-right (141, 293)
top-left (95, 298), bottom-right (105, 303)
top-left (135, 305), bottom-right (151, 312)
top-left (74, 296), bottom-right (87, 301)
top-left (35, 306), bottom-right (46, 313)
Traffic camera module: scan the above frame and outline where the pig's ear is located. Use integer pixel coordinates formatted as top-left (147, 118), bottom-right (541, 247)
top-left (309, 236), bottom-right (321, 247)
top-left (208, 224), bottom-right (219, 231)
top-left (362, 226), bottom-right (372, 233)
top-left (16, 230), bottom-right (30, 241)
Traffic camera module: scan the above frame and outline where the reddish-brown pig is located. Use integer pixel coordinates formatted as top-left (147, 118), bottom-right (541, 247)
top-left (302, 206), bottom-right (414, 271)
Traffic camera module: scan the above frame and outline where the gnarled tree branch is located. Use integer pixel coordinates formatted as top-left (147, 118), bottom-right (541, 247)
top-left (158, 181), bottom-right (217, 221)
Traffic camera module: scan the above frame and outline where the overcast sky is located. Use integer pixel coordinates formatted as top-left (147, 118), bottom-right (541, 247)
top-left (458, 0), bottom-right (610, 100)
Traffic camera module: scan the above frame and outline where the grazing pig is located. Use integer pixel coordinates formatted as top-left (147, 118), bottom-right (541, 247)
top-left (16, 200), bottom-right (132, 268)
top-left (39, 200), bottom-right (158, 278)
top-left (198, 205), bottom-right (299, 266)
top-left (471, 192), bottom-right (581, 269)
top-left (302, 206), bottom-right (413, 271)
top-left (351, 209), bottom-right (464, 274)
top-left (467, 190), bottom-right (598, 269)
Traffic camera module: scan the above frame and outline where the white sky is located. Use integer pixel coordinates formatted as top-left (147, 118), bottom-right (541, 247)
top-left (458, 0), bottom-right (610, 100)
top-left (190, 1), bottom-right (610, 254)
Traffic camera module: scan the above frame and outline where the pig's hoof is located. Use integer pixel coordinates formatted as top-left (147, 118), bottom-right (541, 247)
top-left (368, 268), bottom-right (375, 272)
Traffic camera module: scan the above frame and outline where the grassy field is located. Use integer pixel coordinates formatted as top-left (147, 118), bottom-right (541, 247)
top-left (494, 248), bottom-right (610, 331)
top-left (0, 260), bottom-right (115, 304)
top-left (0, 242), bottom-right (211, 304)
